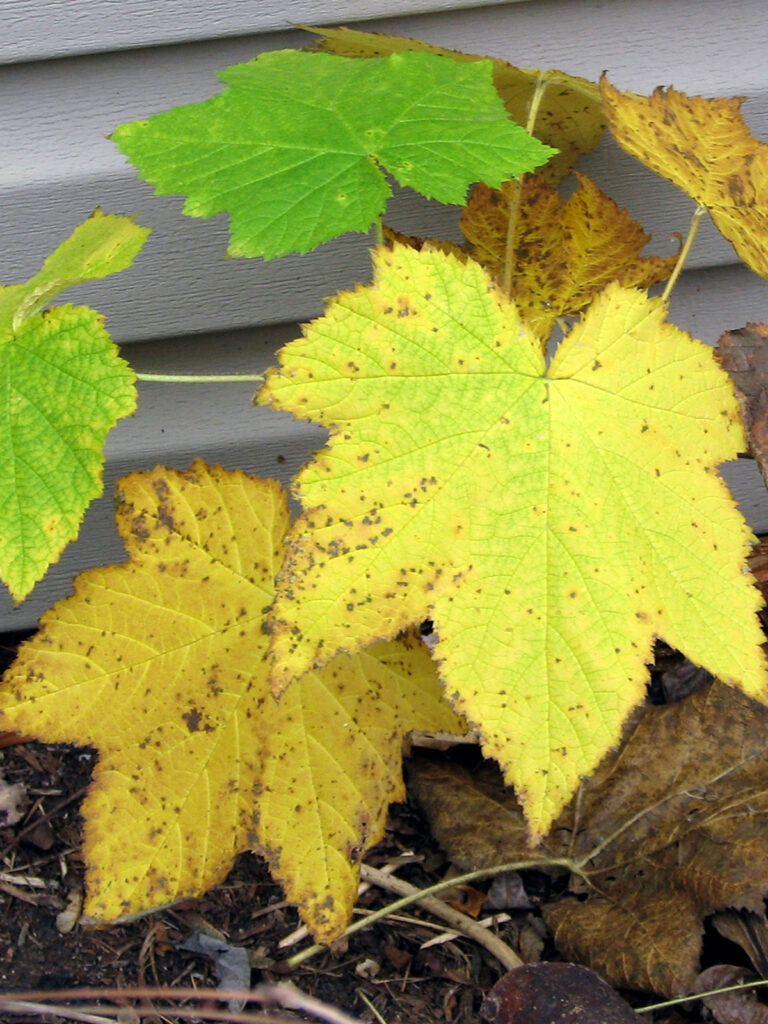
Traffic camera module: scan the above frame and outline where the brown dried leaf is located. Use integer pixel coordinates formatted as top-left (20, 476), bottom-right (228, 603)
top-left (717, 324), bottom-right (768, 488)
top-left (481, 963), bottom-right (644, 1023)
top-left (410, 675), bottom-right (768, 997)
top-left (695, 966), bottom-right (768, 1024)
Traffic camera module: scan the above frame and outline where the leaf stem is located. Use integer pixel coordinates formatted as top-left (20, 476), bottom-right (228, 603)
top-left (374, 215), bottom-right (384, 247)
top-left (135, 373), bottom-right (263, 384)
top-left (284, 856), bottom-right (576, 969)
top-left (502, 74), bottom-right (548, 296)
top-left (661, 203), bottom-right (706, 302)
top-left (638, 976), bottom-right (768, 1012)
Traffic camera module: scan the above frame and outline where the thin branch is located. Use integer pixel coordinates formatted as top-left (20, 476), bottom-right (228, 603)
top-left (286, 857), bottom-right (575, 969)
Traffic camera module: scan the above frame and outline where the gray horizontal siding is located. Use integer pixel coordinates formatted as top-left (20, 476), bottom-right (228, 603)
top-left (2, 0), bottom-right (528, 64)
top-left (4, 0), bottom-right (768, 627)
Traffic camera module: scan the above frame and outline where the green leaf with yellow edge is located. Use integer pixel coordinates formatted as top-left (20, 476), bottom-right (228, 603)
top-left (0, 461), bottom-right (462, 939)
top-left (601, 78), bottom-right (768, 280)
top-left (460, 172), bottom-right (679, 342)
top-left (303, 25), bottom-right (604, 181)
top-left (259, 243), bottom-right (768, 839)
top-left (113, 49), bottom-right (553, 260)
top-left (0, 211), bottom-right (149, 603)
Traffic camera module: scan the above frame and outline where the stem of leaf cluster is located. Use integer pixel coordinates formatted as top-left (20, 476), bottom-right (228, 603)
top-left (661, 203), bottom-right (706, 302)
top-left (502, 74), bottom-right (548, 296)
top-left (135, 373), bottom-right (263, 384)
top-left (374, 216), bottom-right (384, 246)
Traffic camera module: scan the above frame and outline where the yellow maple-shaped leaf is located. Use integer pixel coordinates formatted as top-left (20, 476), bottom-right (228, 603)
top-left (304, 25), bottom-right (603, 181)
top-left (461, 173), bottom-right (679, 341)
top-left (259, 243), bottom-right (767, 838)
top-left (0, 461), bottom-right (462, 939)
top-left (601, 78), bottom-right (768, 279)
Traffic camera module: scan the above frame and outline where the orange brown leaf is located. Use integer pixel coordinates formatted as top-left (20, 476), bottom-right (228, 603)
top-left (460, 173), bottom-right (679, 341)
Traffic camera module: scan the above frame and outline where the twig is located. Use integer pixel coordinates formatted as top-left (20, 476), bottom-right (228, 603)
top-left (286, 856), bottom-right (574, 969)
top-left (359, 865), bottom-right (522, 970)
top-left (0, 985), bottom-right (363, 1024)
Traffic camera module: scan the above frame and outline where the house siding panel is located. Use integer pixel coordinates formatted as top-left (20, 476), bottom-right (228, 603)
top-left (3, 0), bottom-right (768, 627)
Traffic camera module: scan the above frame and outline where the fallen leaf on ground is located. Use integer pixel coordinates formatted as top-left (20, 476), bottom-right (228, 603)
top-left (695, 966), bottom-right (768, 1024)
top-left (259, 242), bottom-right (767, 839)
top-left (601, 79), bottom-right (768, 279)
top-left (410, 672), bottom-right (768, 997)
top-left (460, 172), bottom-right (678, 341)
top-left (0, 461), bottom-right (463, 940)
top-left (481, 963), bottom-right (643, 1023)
top-left (304, 25), bottom-right (604, 181)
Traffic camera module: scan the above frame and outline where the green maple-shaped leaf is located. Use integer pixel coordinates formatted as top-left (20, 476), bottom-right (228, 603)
top-left (0, 210), bottom-right (149, 602)
top-left (259, 243), bottom-right (768, 838)
top-left (0, 462), bottom-right (462, 938)
top-left (112, 49), bottom-right (554, 260)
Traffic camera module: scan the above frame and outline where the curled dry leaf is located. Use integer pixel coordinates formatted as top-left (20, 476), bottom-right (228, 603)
top-left (601, 78), bottom-right (768, 279)
top-left (695, 966), bottom-right (768, 1024)
top-left (410, 669), bottom-right (768, 997)
top-left (481, 963), bottom-right (643, 1024)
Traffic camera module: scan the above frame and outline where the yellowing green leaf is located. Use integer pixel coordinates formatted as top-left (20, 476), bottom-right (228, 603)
top-left (0, 211), bottom-right (149, 602)
top-left (601, 78), bottom-right (768, 279)
top-left (0, 461), bottom-right (461, 939)
top-left (304, 25), bottom-right (604, 181)
top-left (259, 243), bottom-right (767, 838)
top-left (460, 173), bottom-right (679, 341)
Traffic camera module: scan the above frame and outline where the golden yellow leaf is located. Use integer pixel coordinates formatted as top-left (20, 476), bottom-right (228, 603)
top-left (0, 461), bottom-right (462, 939)
top-left (601, 78), bottom-right (768, 279)
top-left (259, 243), bottom-right (767, 839)
top-left (461, 173), bottom-right (678, 341)
top-left (303, 25), bottom-right (604, 181)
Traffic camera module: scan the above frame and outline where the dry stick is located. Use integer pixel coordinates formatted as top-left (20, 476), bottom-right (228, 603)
top-left (285, 859), bottom-right (575, 970)
top-left (501, 73), bottom-right (548, 296)
top-left (0, 1001), bottom-right (115, 1024)
top-left (361, 865), bottom-right (522, 970)
top-left (660, 203), bottom-right (706, 302)
top-left (0, 985), bottom-right (363, 1024)
top-left (0, 1000), bottom-right (303, 1024)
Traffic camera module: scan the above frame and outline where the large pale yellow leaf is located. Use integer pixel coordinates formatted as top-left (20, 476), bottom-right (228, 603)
top-left (304, 25), bottom-right (603, 181)
top-left (0, 461), bottom-right (462, 939)
top-left (259, 243), bottom-right (767, 839)
top-left (460, 173), bottom-right (679, 341)
top-left (601, 78), bottom-right (768, 279)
